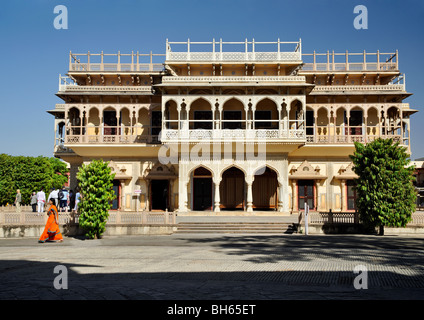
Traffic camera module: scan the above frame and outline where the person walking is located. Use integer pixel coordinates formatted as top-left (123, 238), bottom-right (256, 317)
top-left (14, 189), bottom-right (22, 213)
top-left (74, 189), bottom-right (81, 213)
top-left (47, 188), bottom-right (59, 207)
top-left (69, 190), bottom-right (75, 213)
top-left (59, 187), bottom-right (69, 212)
top-left (38, 199), bottom-right (63, 243)
top-left (30, 192), bottom-right (37, 212)
top-left (37, 188), bottom-right (46, 214)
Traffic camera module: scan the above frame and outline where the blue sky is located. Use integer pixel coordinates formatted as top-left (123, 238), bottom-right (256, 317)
top-left (1, 0), bottom-right (423, 159)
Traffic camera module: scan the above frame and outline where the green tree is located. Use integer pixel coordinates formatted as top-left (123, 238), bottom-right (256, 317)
top-left (350, 138), bottom-right (416, 235)
top-left (0, 154), bottom-right (68, 205)
top-left (76, 159), bottom-right (116, 239)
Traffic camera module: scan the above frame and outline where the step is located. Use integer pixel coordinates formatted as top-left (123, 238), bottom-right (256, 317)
top-left (176, 222), bottom-right (298, 234)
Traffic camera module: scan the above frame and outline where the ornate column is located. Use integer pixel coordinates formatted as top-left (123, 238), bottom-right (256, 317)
top-left (120, 181), bottom-right (125, 211)
top-left (278, 180), bottom-right (284, 212)
top-left (213, 177), bottom-right (221, 212)
top-left (340, 179), bottom-right (346, 212)
top-left (178, 162), bottom-right (189, 212)
top-left (291, 180), bottom-right (297, 212)
top-left (245, 176), bottom-right (254, 213)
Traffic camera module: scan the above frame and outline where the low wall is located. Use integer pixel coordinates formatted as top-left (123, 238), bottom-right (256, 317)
top-left (0, 223), bottom-right (178, 238)
top-left (303, 223), bottom-right (424, 235)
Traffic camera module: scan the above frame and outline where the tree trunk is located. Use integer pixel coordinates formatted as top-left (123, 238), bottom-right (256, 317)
top-left (378, 225), bottom-right (384, 236)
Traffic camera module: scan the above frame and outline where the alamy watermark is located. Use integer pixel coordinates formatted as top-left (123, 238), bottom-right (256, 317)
top-left (53, 265), bottom-right (68, 290)
top-left (353, 5), bottom-right (368, 30)
top-left (53, 5), bottom-right (68, 30)
top-left (353, 264), bottom-right (368, 289)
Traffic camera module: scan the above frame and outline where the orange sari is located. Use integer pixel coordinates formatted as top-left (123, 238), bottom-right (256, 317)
top-left (39, 205), bottom-right (63, 242)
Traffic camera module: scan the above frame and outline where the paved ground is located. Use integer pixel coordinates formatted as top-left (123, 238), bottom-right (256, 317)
top-left (0, 233), bottom-right (424, 301)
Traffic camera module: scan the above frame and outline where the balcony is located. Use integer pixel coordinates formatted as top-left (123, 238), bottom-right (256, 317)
top-left (301, 51), bottom-right (399, 72)
top-left (310, 83), bottom-right (405, 94)
top-left (165, 39), bottom-right (302, 63)
top-left (65, 126), bottom-right (161, 145)
top-left (58, 75), bottom-right (152, 93)
top-left (305, 125), bottom-right (404, 146)
top-left (160, 75), bottom-right (306, 85)
top-left (68, 51), bottom-right (165, 72)
top-left (161, 128), bottom-right (305, 143)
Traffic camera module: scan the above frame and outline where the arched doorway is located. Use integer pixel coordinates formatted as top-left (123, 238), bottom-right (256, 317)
top-left (252, 167), bottom-right (278, 210)
top-left (192, 167), bottom-right (213, 211)
top-left (220, 167), bottom-right (245, 210)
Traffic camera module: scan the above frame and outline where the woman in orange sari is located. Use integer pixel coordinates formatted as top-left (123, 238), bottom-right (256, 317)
top-left (39, 199), bottom-right (63, 243)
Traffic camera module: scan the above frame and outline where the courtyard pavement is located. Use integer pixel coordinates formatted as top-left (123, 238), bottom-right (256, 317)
top-left (0, 233), bottom-right (423, 302)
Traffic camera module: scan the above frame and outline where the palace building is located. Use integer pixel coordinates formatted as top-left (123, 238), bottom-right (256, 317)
top-left (48, 39), bottom-right (417, 214)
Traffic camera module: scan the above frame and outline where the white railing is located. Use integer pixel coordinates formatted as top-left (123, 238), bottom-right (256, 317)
top-left (302, 62), bottom-right (398, 72)
top-left (305, 212), bottom-right (424, 226)
top-left (167, 51), bottom-right (301, 62)
top-left (301, 51), bottom-right (399, 72)
top-left (69, 51), bottom-right (165, 72)
top-left (161, 75), bottom-right (305, 83)
top-left (166, 39), bottom-right (302, 62)
top-left (311, 84), bottom-right (405, 93)
top-left (58, 75), bottom-right (152, 93)
top-left (0, 210), bottom-right (176, 226)
top-left (161, 128), bottom-right (305, 141)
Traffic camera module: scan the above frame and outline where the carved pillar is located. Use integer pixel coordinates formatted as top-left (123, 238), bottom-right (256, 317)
top-left (213, 177), bottom-right (221, 212)
top-left (340, 179), bottom-right (346, 212)
top-left (120, 180), bottom-right (125, 211)
top-left (178, 163), bottom-right (189, 212)
top-left (246, 180), bottom-right (253, 213)
top-left (291, 180), bottom-right (297, 212)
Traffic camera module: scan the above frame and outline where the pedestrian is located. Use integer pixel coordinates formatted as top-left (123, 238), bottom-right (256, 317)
top-left (37, 188), bottom-right (46, 214)
top-left (47, 188), bottom-right (59, 207)
top-left (14, 189), bottom-right (22, 213)
top-left (69, 190), bottom-right (75, 212)
top-left (74, 189), bottom-right (81, 212)
top-left (30, 192), bottom-right (37, 212)
top-left (59, 187), bottom-right (69, 212)
top-left (38, 199), bottom-right (63, 243)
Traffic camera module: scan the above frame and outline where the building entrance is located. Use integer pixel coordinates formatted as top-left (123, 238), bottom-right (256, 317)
top-left (151, 180), bottom-right (169, 211)
top-left (192, 167), bottom-right (213, 211)
top-left (220, 167), bottom-right (245, 210)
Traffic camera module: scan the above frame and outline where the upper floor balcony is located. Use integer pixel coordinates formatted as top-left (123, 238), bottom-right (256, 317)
top-left (165, 39), bottom-right (302, 64)
top-left (54, 101), bottom-right (415, 152)
top-left (58, 75), bottom-right (154, 94)
top-left (300, 50), bottom-right (399, 73)
top-left (68, 51), bottom-right (165, 73)
top-left (160, 75), bottom-right (306, 86)
top-left (304, 103), bottom-right (414, 151)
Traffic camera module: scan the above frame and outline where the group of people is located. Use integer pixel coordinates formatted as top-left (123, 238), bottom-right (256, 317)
top-left (17, 187), bottom-right (81, 214)
top-left (13, 187), bottom-right (82, 243)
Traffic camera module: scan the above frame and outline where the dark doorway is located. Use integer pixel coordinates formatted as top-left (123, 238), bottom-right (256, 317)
top-left (151, 180), bottom-right (169, 211)
top-left (252, 167), bottom-right (278, 210)
top-left (220, 167), bottom-right (245, 210)
top-left (192, 167), bottom-right (213, 211)
top-left (111, 180), bottom-right (120, 210)
top-left (347, 180), bottom-right (357, 210)
top-left (298, 180), bottom-right (314, 210)
top-left (193, 178), bottom-right (213, 210)
top-left (104, 110), bottom-right (118, 135)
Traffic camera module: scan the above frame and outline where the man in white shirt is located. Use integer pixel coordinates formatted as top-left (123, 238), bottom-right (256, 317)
top-left (47, 188), bottom-right (59, 207)
top-left (36, 188), bottom-right (46, 213)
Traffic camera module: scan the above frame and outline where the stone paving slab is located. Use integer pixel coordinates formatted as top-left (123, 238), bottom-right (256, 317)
top-left (0, 234), bottom-right (424, 300)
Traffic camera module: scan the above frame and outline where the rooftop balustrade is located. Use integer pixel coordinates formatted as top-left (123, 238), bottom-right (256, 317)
top-left (165, 39), bottom-right (302, 63)
top-left (68, 51), bottom-right (165, 72)
top-left (301, 50), bottom-right (399, 72)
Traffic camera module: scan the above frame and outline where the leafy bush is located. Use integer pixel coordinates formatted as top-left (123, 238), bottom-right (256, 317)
top-left (350, 138), bottom-right (416, 235)
top-left (76, 159), bottom-right (116, 239)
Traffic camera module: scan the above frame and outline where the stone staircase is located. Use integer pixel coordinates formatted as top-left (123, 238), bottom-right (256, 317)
top-left (175, 221), bottom-right (299, 234)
